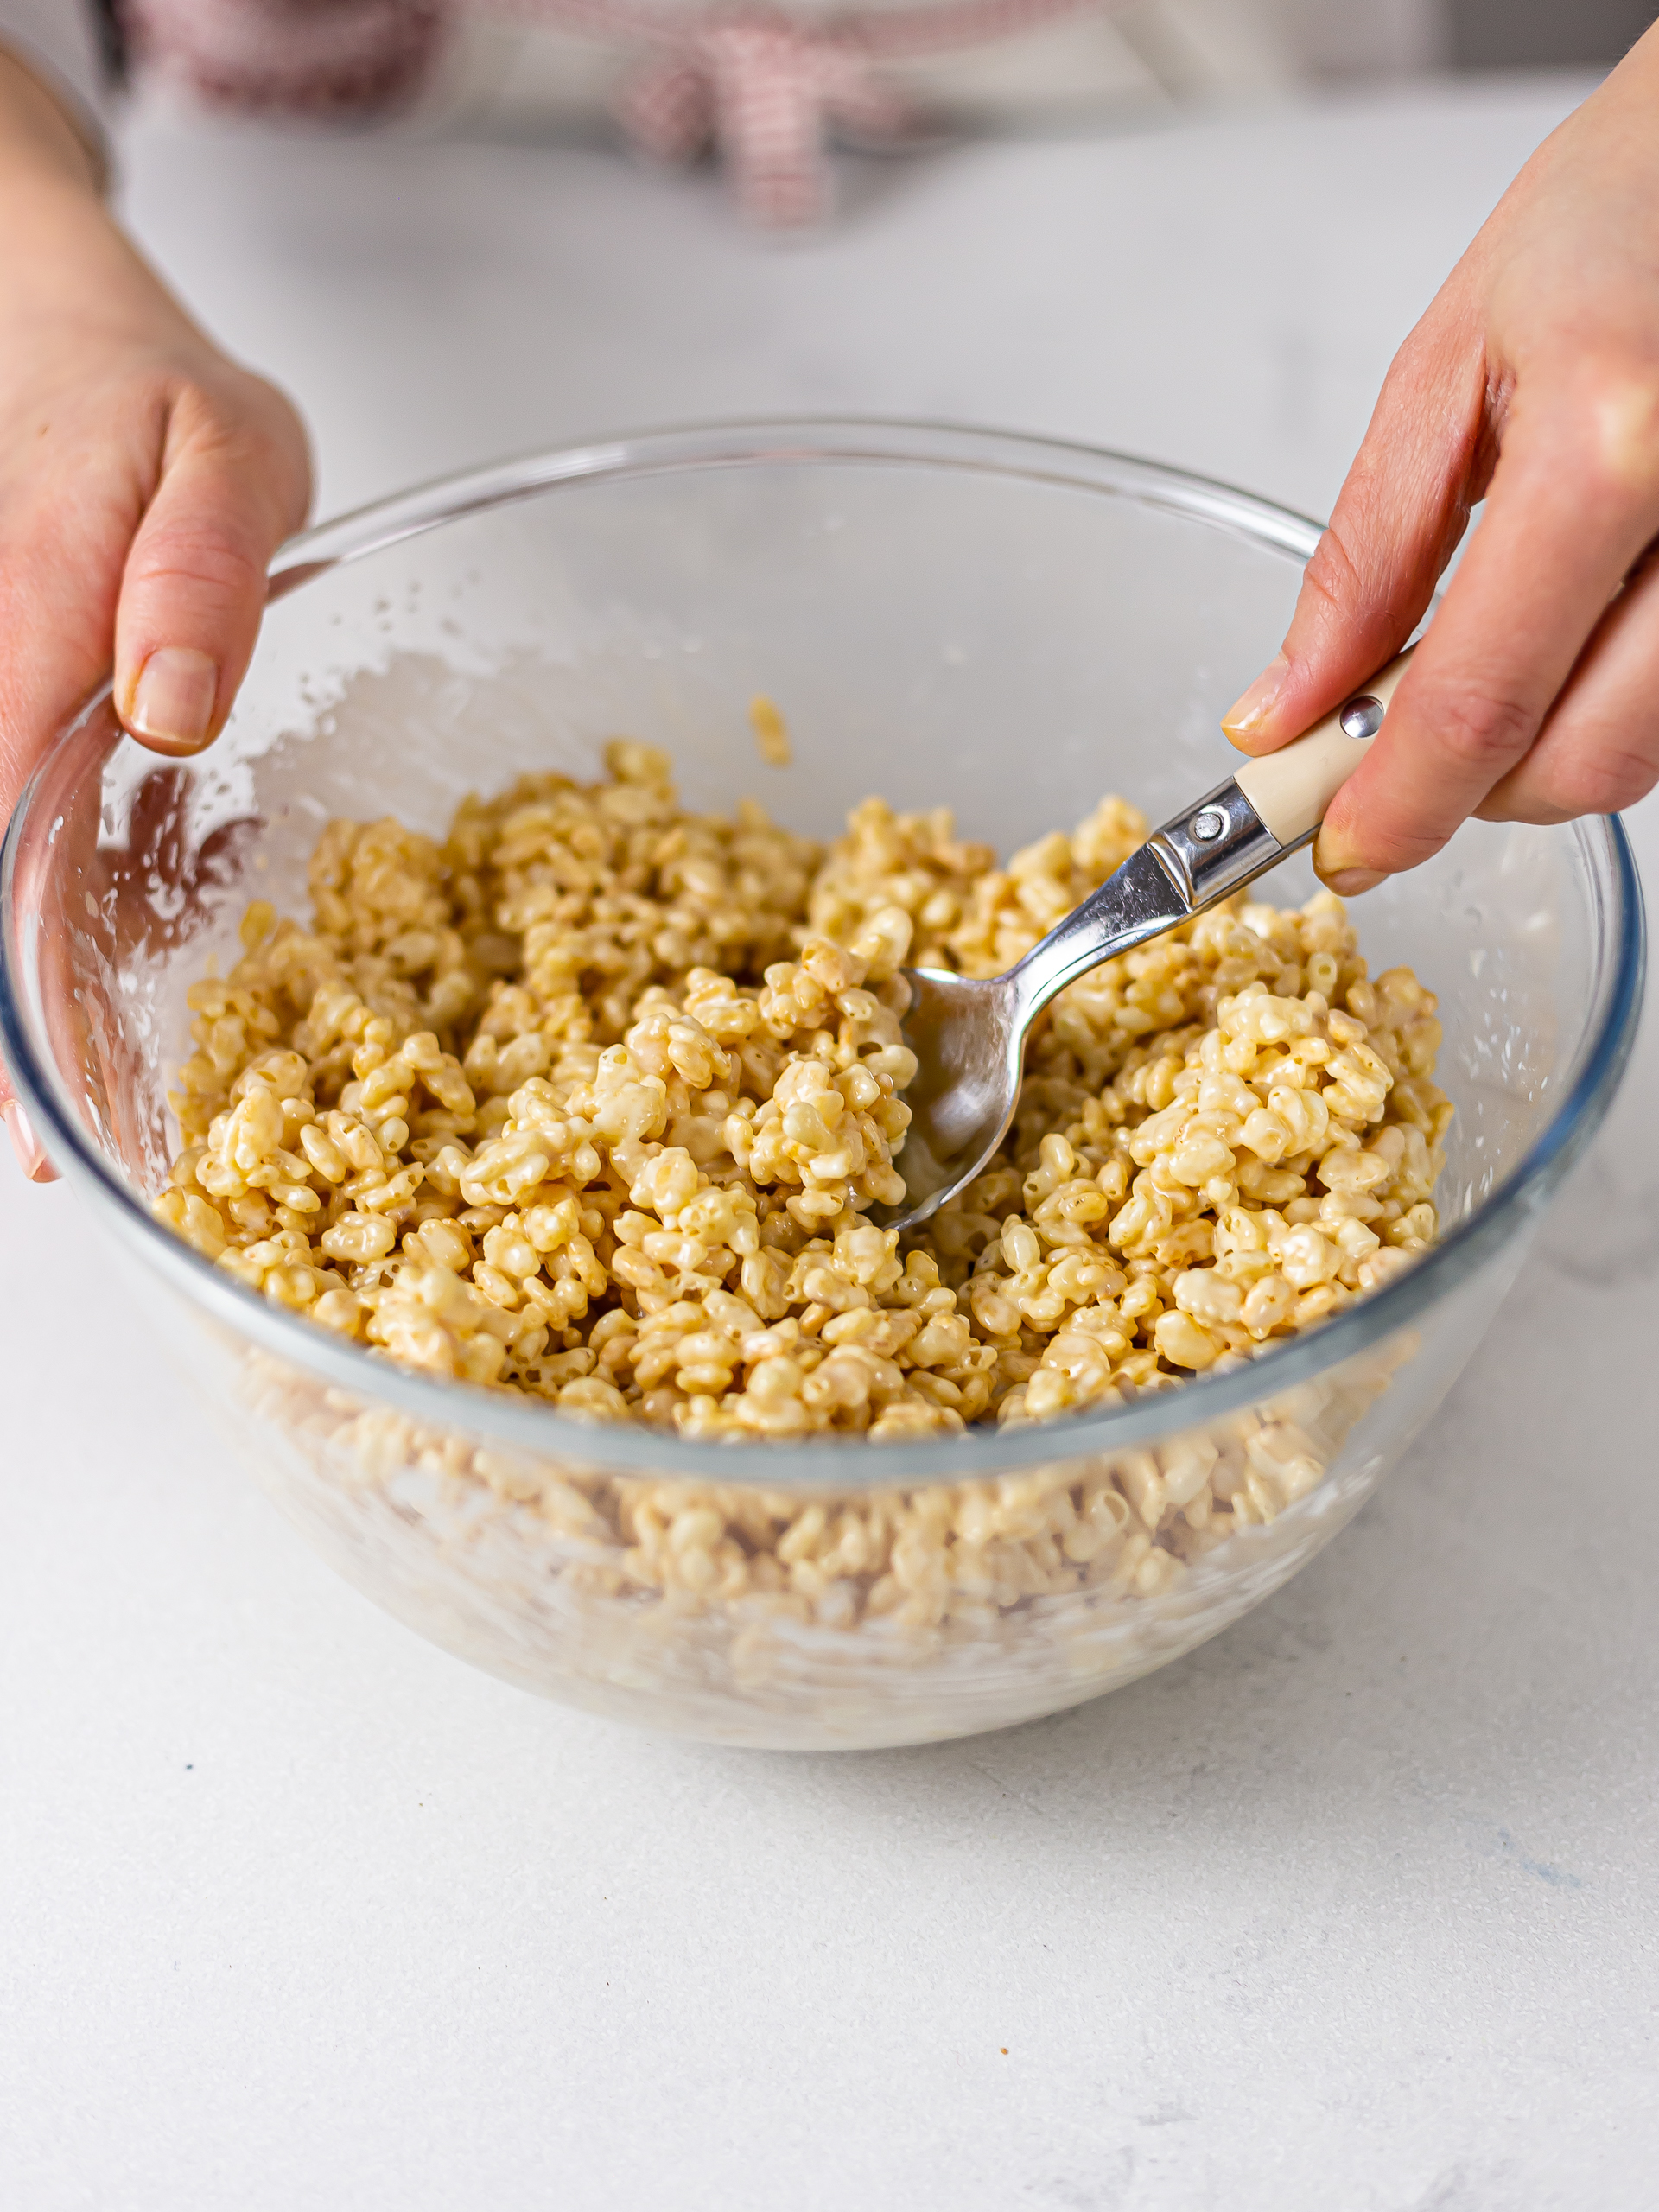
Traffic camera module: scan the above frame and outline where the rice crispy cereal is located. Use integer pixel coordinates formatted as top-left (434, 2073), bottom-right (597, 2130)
top-left (156, 740), bottom-right (1452, 1465)
top-left (236, 1336), bottom-right (1414, 1740)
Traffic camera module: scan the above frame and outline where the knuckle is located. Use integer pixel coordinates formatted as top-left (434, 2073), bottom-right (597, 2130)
top-left (1301, 524), bottom-right (1366, 620)
top-left (128, 522), bottom-right (265, 610)
top-left (1525, 358), bottom-right (1659, 502)
top-left (1421, 679), bottom-right (1538, 775)
top-left (1365, 818), bottom-right (1450, 872)
top-left (1475, 790), bottom-right (1567, 826)
top-left (1550, 739), bottom-right (1659, 817)
top-left (1597, 766), bottom-right (1659, 815)
top-left (168, 373), bottom-right (311, 515)
top-left (1586, 367), bottom-right (1659, 496)
top-left (1324, 789), bottom-right (1447, 874)
top-left (220, 393), bottom-right (307, 484)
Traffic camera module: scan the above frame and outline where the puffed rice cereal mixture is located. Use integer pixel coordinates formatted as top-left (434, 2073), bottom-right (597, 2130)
top-left (156, 741), bottom-right (1452, 1443)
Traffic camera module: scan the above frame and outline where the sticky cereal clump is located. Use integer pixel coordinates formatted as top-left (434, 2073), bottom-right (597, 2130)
top-left (156, 742), bottom-right (1451, 1440)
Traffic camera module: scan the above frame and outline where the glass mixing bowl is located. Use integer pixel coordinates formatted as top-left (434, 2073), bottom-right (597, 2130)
top-left (1, 422), bottom-right (1643, 1750)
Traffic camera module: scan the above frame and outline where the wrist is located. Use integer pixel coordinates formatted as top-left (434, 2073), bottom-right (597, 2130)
top-left (0, 143), bottom-right (201, 376)
top-left (0, 45), bottom-right (104, 199)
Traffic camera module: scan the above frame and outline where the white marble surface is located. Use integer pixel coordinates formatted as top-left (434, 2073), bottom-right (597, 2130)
top-left (4, 79), bottom-right (1657, 2212)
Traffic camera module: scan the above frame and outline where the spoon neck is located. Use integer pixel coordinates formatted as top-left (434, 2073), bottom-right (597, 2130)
top-left (1011, 777), bottom-right (1295, 1015)
top-left (1008, 842), bottom-right (1186, 1016)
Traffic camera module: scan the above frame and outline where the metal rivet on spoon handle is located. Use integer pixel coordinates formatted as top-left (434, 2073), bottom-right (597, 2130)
top-left (872, 646), bottom-right (1418, 1232)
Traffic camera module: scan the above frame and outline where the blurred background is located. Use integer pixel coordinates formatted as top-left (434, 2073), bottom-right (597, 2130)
top-left (402, 0), bottom-right (1659, 154)
top-left (1445, 0), bottom-right (1657, 67)
top-left (1298, 0), bottom-right (1656, 74)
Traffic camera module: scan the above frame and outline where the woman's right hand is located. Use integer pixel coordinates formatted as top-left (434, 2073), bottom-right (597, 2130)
top-left (0, 46), bottom-right (311, 1177)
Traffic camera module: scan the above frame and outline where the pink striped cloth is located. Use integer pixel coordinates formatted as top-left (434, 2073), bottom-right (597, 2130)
top-left (130, 1), bottom-right (446, 115)
top-left (127, 0), bottom-right (1096, 223)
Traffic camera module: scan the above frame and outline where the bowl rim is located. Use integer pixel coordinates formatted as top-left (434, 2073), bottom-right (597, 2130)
top-left (1, 416), bottom-right (1647, 1487)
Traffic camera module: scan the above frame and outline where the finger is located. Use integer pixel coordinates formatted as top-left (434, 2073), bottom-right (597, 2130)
top-left (1478, 543), bottom-right (1659, 823)
top-left (1223, 302), bottom-right (1492, 753)
top-left (3, 1098), bottom-right (54, 1183)
top-left (1314, 364), bottom-right (1659, 888)
top-left (3, 755), bottom-right (107, 1175)
top-left (0, 400), bottom-right (149, 1168)
top-left (0, 449), bottom-right (136, 826)
top-left (113, 375), bottom-right (309, 756)
top-left (0, 448), bottom-right (136, 1182)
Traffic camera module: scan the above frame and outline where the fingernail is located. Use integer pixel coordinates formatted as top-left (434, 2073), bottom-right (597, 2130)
top-left (1313, 827), bottom-right (1387, 895)
top-left (3, 1100), bottom-right (54, 1183)
top-left (1222, 654), bottom-right (1289, 741)
top-left (126, 647), bottom-right (219, 752)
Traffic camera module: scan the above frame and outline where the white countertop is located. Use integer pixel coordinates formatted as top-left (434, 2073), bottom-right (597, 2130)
top-left (4, 76), bottom-right (1656, 2212)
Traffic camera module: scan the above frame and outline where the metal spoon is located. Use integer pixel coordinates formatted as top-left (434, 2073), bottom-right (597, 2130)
top-left (871, 648), bottom-right (1415, 1232)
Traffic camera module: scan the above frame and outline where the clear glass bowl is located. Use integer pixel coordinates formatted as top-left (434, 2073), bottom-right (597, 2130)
top-left (1, 422), bottom-right (1644, 1750)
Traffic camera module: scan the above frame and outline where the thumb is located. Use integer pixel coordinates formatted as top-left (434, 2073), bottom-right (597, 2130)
top-left (2, 1101), bottom-right (54, 1182)
top-left (1222, 306), bottom-right (1492, 755)
top-left (3, 372), bottom-right (307, 1179)
top-left (113, 375), bottom-right (310, 754)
